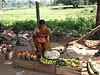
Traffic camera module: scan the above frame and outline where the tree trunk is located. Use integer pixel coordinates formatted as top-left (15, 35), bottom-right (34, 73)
top-left (95, 0), bottom-right (100, 36)
top-left (84, 0), bottom-right (87, 5)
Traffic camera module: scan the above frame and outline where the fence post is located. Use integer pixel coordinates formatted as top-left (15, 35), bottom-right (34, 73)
top-left (35, 2), bottom-right (40, 25)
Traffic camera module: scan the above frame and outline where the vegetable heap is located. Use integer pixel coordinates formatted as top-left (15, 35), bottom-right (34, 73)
top-left (16, 51), bottom-right (37, 61)
top-left (87, 59), bottom-right (100, 75)
top-left (39, 57), bottom-right (80, 68)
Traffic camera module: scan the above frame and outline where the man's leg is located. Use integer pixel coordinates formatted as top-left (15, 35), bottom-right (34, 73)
top-left (41, 43), bottom-right (46, 57)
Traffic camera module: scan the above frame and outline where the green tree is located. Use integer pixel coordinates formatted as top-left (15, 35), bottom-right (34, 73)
top-left (0, 0), bottom-right (5, 8)
top-left (89, 0), bottom-right (97, 4)
top-left (28, 0), bottom-right (32, 8)
top-left (84, 0), bottom-right (87, 5)
top-left (28, 0), bottom-right (35, 8)
top-left (55, 0), bottom-right (79, 7)
top-left (55, 0), bottom-right (72, 5)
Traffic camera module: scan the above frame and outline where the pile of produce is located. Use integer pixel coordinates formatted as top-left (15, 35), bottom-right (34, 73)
top-left (16, 51), bottom-right (37, 61)
top-left (65, 58), bottom-right (80, 68)
top-left (39, 57), bottom-right (80, 68)
top-left (0, 44), bottom-right (12, 54)
top-left (56, 58), bottom-right (80, 67)
top-left (39, 57), bottom-right (56, 65)
top-left (44, 50), bottom-right (60, 59)
top-left (87, 59), bottom-right (100, 75)
top-left (56, 59), bottom-right (67, 66)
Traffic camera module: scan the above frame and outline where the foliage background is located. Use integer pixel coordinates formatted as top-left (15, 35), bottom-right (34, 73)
top-left (0, 5), bottom-right (97, 40)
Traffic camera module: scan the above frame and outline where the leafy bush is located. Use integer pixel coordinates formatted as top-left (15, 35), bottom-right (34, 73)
top-left (0, 16), bottom-right (96, 39)
top-left (9, 20), bottom-right (36, 33)
top-left (47, 16), bottom-right (96, 38)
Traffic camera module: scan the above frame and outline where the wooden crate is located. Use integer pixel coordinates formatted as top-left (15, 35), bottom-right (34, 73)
top-left (13, 57), bottom-right (81, 75)
top-left (56, 66), bottom-right (81, 75)
top-left (33, 61), bottom-right (56, 74)
top-left (33, 62), bottom-right (81, 75)
top-left (13, 58), bottom-right (34, 70)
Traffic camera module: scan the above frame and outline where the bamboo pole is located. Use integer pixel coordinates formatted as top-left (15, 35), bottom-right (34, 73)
top-left (76, 25), bottom-right (100, 43)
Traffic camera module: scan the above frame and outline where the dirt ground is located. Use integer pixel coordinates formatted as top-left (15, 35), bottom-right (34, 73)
top-left (0, 42), bottom-right (64, 75)
top-left (0, 53), bottom-right (55, 75)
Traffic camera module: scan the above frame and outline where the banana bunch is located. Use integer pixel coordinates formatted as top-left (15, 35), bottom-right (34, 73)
top-left (39, 57), bottom-right (56, 65)
top-left (66, 58), bottom-right (80, 68)
top-left (16, 51), bottom-right (37, 61)
top-left (30, 54), bottom-right (37, 61)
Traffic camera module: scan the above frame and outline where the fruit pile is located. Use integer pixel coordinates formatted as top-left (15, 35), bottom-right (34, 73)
top-left (56, 58), bottom-right (80, 68)
top-left (56, 59), bottom-right (66, 66)
top-left (39, 57), bottom-right (80, 68)
top-left (39, 57), bottom-right (56, 65)
top-left (16, 51), bottom-right (37, 61)
top-left (66, 58), bottom-right (80, 68)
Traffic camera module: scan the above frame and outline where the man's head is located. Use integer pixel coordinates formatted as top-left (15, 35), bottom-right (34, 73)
top-left (39, 19), bottom-right (45, 26)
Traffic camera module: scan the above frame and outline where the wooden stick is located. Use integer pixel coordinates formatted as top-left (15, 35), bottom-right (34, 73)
top-left (76, 25), bottom-right (100, 43)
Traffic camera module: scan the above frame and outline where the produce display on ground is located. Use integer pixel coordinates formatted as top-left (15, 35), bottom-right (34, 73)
top-left (87, 58), bottom-right (100, 75)
top-left (39, 57), bottom-right (81, 68)
top-left (16, 51), bottom-right (37, 61)
top-left (44, 50), bottom-right (60, 59)
top-left (39, 57), bottom-right (56, 65)
top-left (0, 28), bottom-right (99, 75)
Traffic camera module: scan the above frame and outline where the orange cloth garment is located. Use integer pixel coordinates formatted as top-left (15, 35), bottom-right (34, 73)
top-left (34, 25), bottom-right (51, 53)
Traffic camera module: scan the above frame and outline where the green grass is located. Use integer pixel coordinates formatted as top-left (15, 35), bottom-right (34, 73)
top-left (0, 5), bottom-right (96, 25)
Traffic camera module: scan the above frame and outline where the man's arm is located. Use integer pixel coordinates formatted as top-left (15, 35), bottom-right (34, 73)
top-left (33, 27), bottom-right (39, 38)
top-left (47, 28), bottom-right (52, 42)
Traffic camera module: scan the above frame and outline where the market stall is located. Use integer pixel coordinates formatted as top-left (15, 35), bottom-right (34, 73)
top-left (1, 30), bottom-right (100, 75)
top-left (13, 42), bottom-right (81, 75)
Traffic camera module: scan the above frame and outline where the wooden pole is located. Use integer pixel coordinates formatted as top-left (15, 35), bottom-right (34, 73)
top-left (95, 0), bottom-right (100, 36)
top-left (35, 2), bottom-right (40, 25)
